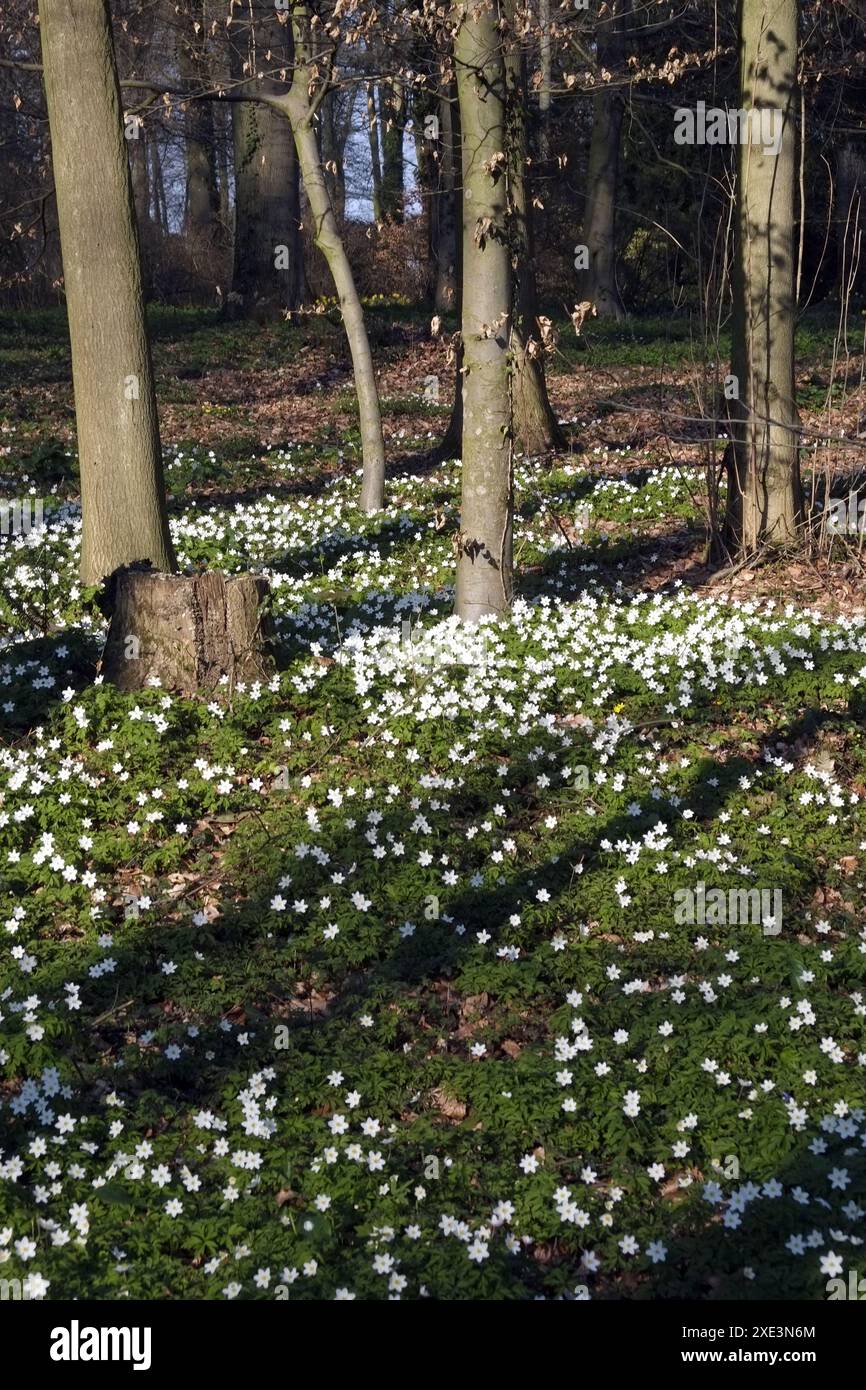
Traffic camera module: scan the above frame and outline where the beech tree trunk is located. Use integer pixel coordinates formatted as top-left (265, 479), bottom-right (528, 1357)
top-left (455, 2), bottom-right (513, 621)
top-left (436, 81), bottom-right (463, 458)
top-left (38, 0), bottom-right (176, 585)
top-left (322, 88), bottom-right (354, 225)
top-left (367, 84), bottom-right (384, 223)
top-left (538, 0), bottom-right (552, 161)
top-left (505, 18), bottom-right (563, 456)
top-left (151, 137), bottom-right (169, 238)
top-left (228, 1), bottom-right (307, 317)
top-left (381, 79), bottom-right (405, 223)
top-left (102, 571), bottom-right (275, 695)
top-left (179, 0), bottom-right (220, 244)
top-left (578, 2), bottom-right (628, 319)
top-left (217, 107), bottom-right (231, 234)
top-left (230, 101), bottom-right (307, 316)
top-left (128, 130), bottom-right (152, 294)
top-left (433, 87), bottom-right (459, 313)
top-left (724, 0), bottom-right (802, 554)
top-left (271, 5), bottom-right (385, 511)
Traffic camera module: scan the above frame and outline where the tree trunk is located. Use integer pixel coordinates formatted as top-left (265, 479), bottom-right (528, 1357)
top-left (37, 0), bottom-right (176, 585)
top-left (437, 92), bottom-right (464, 459)
top-left (178, 0), bottom-right (220, 244)
top-left (438, 338), bottom-right (464, 461)
top-left (102, 570), bottom-right (275, 695)
top-left (217, 106), bottom-right (232, 239)
top-left (433, 86), bottom-right (459, 313)
top-left (834, 139), bottom-right (864, 300)
top-left (289, 112), bottom-right (385, 508)
top-left (455, 3), bottom-right (513, 621)
top-left (538, 0), bottom-right (552, 161)
top-left (577, 2), bottom-right (628, 319)
top-left (228, 1), bottom-right (307, 317)
top-left (505, 19), bottom-right (563, 456)
top-left (724, 0), bottom-right (802, 554)
top-left (151, 137), bottom-right (169, 238)
top-left (381, 79), bottom-right (405, 223)
top-left (275, 6), bottom-right (385, 511)
top-left (230, 100), bottom-right (307, 316)
top-left (128, 129), bottom-right (152, 295)
top-left (367, 84), bottom-right (384, 223)
top-left (322, 89), bottom-right (352, 225)
top-left (129, 129), bottom-right (149, 227)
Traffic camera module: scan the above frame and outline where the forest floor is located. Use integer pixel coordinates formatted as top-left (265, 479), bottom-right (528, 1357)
top-left (0, 302), bottom-right (865, 1300)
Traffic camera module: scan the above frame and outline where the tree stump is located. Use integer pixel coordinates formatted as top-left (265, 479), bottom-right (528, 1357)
top-left (101, 570), bottom-right (277, 695)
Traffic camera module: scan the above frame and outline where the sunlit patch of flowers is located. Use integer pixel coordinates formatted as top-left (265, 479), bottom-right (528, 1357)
top-left (1, 441), bottom-right (865, 1300)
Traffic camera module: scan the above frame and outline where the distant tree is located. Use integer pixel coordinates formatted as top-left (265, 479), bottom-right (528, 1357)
top-left (505, 2), bottom-right (563, 456)
top-left (381, 76), bottom-right (406, 222)
top-left (228, 0), bottom-right (307, 317)
top-left (576, 0), bottom-right (629, 319)
top-left (431, 82), bottom-right (460, 313)
top-left (178, 0), bottom-right (221, 246)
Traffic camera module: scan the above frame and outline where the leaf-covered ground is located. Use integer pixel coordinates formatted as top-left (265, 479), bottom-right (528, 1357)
top-left (1, 307), bottom-right (865, 1301)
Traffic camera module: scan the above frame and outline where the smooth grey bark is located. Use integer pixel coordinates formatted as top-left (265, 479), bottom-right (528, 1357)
top-left (38, 0), bottom-right (175, 585)
top-left (724, 0), bottom-right (802, 553)
top-left (455, 2), bottom-right (513, 621)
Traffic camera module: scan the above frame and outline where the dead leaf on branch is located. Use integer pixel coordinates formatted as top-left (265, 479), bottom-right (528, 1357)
top-left (443, 330), bottom-right (461, 366)
top-left (571, 300), bottom-right (597, 336)
top-left (474, 216), bottom-right (495, 248)
top-left (537, 315), bottom-right (558, 353)
top-left (482, 150), bottom-right (507, 177)
top-left (479, 310), bottom-right (509, 340)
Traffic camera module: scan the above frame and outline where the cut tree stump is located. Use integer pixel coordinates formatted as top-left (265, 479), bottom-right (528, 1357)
top-left (101, 569), bottom-right (276, 695)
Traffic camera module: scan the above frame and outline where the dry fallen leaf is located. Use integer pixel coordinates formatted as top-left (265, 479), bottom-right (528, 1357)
top-left (430, 1087), bottom-right (467, 1121)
